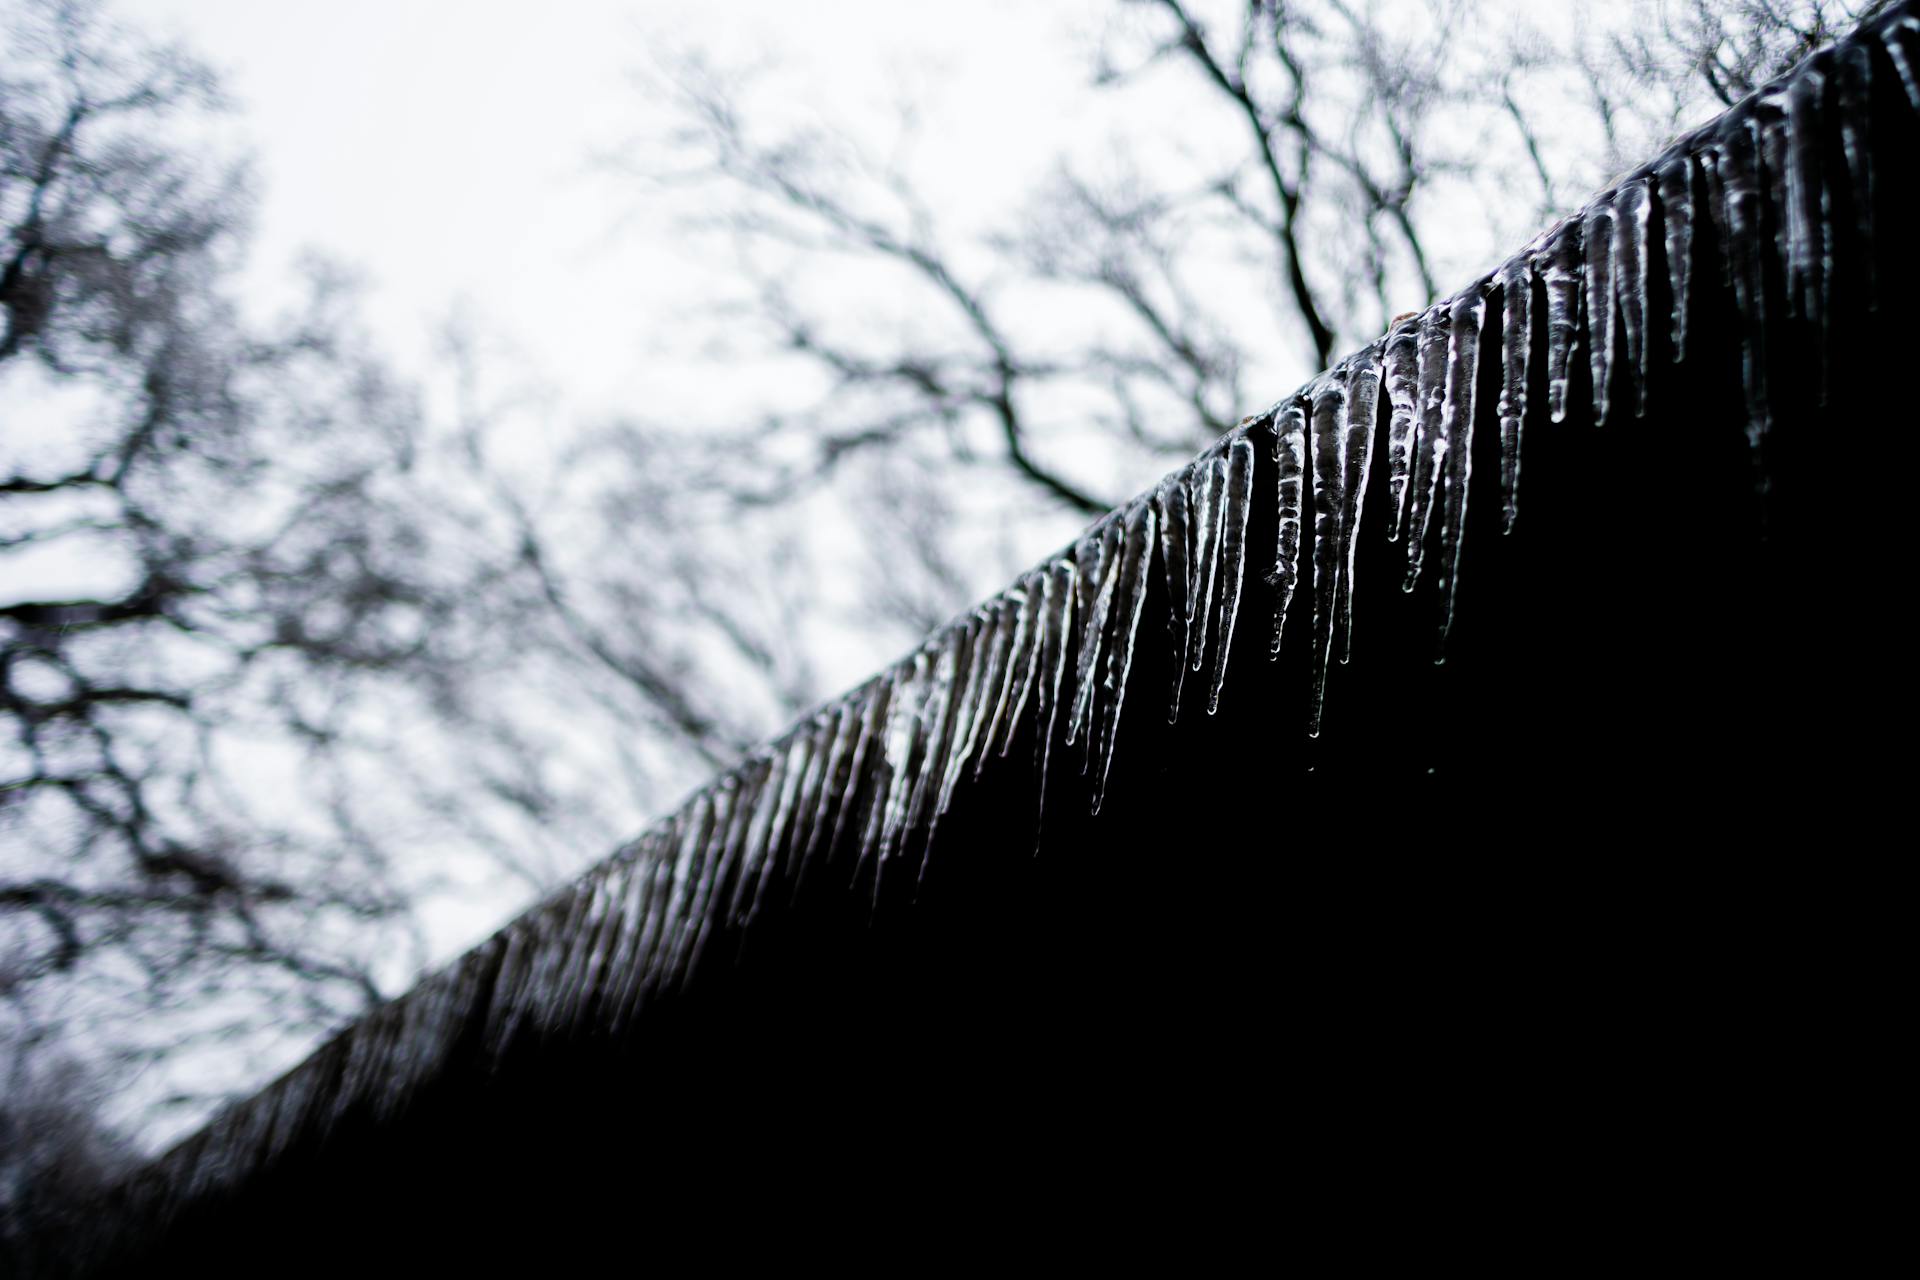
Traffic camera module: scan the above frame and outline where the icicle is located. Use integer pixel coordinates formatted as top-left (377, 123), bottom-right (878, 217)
top-left (1187, 450), bottom-right (1226, 675)
top-left (861, 653), bottom-right (928, 894)
top-left (1090, 498), bottom-right (1155, 813)
top-left (1382, 321), bottom-right (1420, 539)
top-left (1152, 470), bottom-right (1192, 721)
top-left (1306, 370), bottom-right (1348, 737)
top-left (1708, 120), bottom-right (1773, 480)
top-left (1540, 221), bottom-right (1583, 423)
top-left (779, 714), bottom-right (834, 898)
top-left (1436, 288), bottom-right (1487, 654)
top-left (682, 764), bottom-right (766, 989)
top-left (1834, 41), bottom-right (1876, 305)
top-left (1656, 155), bottom-right (1695, 361)
top-left (796, 699), bottom-right (858, 890)
top-left (728, 745), bottom-right (790, 928)
top-left (1583, 195), bottom-right (1618, 425)
top-left (1884, 14), bottom-right (1920, 114)
top-left (1612, 178), bottom-right (1651, 415)
top-left (994, 572), bottom-right (1045, 760)
top-left (1495, 258), bottom-right (1531, 532)
top-left (665, 783), bottom-right (734, 995)
top-left (1207, 434), bottom-right (1254, 714)
top-left (1787, 60), bottom-right (1834, 374)
top-left (1757, 90), bottom-right (1795, 297)
top-left (936, 605), bottom-right (1000, 820)
top-left (1337, 349), bottom-right (1379, 663)
top-left (1270, 402), bottom-right (1305, 654)
top-left (1402, 305), bottom-right (1451, 590)
top-left (828, 680), bottom-right (889, 883)
top-left (745, 729), bottom-right (815, 923)
top-left (968, 591), bottom-right (1021, 780)
top-left (1067, 518), bottom-right (1122, 754)
top-left (1032, 558), bottom-right (1076, 850)
top-left (904, 627), bottom-right (968, 889)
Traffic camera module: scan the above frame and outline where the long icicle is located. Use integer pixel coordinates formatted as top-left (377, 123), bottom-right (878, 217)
top-left (1541, 220), bottom-right (1583, 423)
top-left (1435, 288), bottom-right (1487, 654)
top-left (1271, 403), bottom-right (1306, 655)
top-left (1154, 470), bottom-right (1192, 721)
top-left (1306, 369), bottom-right (1348, 737)
top-left (1091, 498), bottom-right (1156, 813)
top-left (1496, 257), bottom-right (1531, 533)
top-left (1382, 322), bottom-right (1420, 539)
top-left (1403, 304), bottom-right (1451, 590)
top-left (1337, 349), bottom-right (1380, 663)
top-left (1656, 154), bottom-right (1695, 361)
top-left (1584, 193), bottom-right (1618, 425)
top-left (1207, 434), bottom-right (1255, 714)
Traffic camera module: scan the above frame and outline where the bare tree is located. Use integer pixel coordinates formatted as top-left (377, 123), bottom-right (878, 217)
top-left (1, 0), bottom-right (846, 1155)
top-left (617, 0), bottom-right (1890, 636)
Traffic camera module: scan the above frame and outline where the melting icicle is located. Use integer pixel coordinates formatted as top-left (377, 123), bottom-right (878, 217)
top-left (1032, 559), bottom-right (1076, 850)
top-left (1306, 371), bottom-right (1348, 736)
top-left (779, 715), bottom-right (833, 899)
top-left (1786, 61), bottom-right (1833, 374)
top-left (1583, 195), bottom-right (1618, 425)
top-left (1495, 259), bottom-right (1531, 533)
top-left (744, 728), bottom-right (814, 924)
top-left (826, 680), bottom-right (888, 884)
top-left (1187, 451), bottom-right (1226, 676)
top-left (796, 699), bottom-right (857, 889)
top-left (1208, 435), bottom-right (1254, 714)
top-left (1067, 519), bottom-right (1122, 755)
top-left (1270, 403), bottom-right (1305, 654)
top-left (994, 573), bottom-right (1045, 760)
top-left (683, 764), bottom-right (766, 988)
top-left (936, 606), bottom-right (998, 821)
top-left (1153, 470), bottom-right (1192, 722)
top-left (862, 653), bottom-right (929, 895)
top-left (1709, 119), bottom-right (1774, 478)
top-left (663, 790), bottom-right (727, 993)
top-left (1612, 178), bottom-right (1651, 414)
top-left (1540, 221), bottom-right (1583, 423)
top-left (1402, 306), bottom-right (1451, 591)
top-left (970, 591), bottom-right (1023, 778)
top-left (1656, 155), bottom-right (1695, 360)
top-left (1337, 351), bottom-right (1379, 663)
top-left (1887, 14), bottom-right (1920, 114)
top-left (728, 746), bottom-right (790, 928)
top-left (1835, 41), bottom-right (1877, 305)
top-left (1382, 322), bottom-right (1420, 540)
top-left (1436, 289), bottom-right (1487, 653)
top-left (904, 626), bottom-right (968, 889)
top-left (1090, 498), bottom-right (1156, 813)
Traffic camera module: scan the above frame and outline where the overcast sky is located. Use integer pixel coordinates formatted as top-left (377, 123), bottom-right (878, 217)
top-left (117, 1), bottom-right (1121, 423)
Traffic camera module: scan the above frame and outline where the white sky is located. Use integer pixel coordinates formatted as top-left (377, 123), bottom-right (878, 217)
top-left (118, 0), bottom-right (1115, 422)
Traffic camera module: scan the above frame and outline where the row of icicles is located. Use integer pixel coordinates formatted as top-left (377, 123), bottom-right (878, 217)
top-left (141, 3), bottom-right (1916, 1221)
